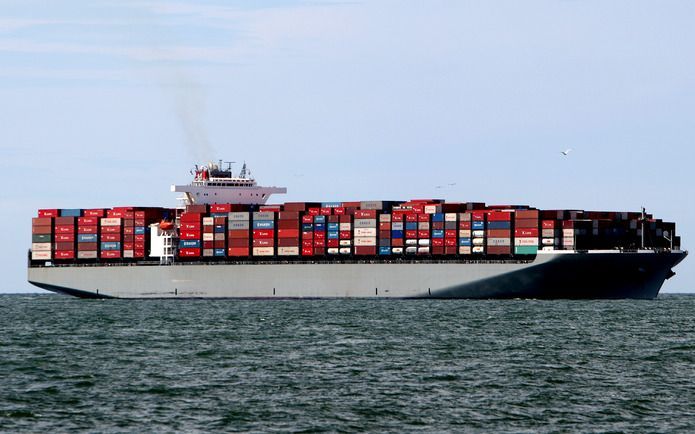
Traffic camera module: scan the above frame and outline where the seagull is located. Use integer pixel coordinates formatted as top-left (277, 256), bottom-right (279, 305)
top-left (447, 183), bottom-right (457, 186)
top-left (561, 148), bottom-right (573, 156)
top-left (435, 185), bottom-right (443, 189)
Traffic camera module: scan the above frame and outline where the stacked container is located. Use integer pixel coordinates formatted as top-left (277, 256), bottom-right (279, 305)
top-left (53, 213), bottom-right (77, 260)
top-left (417, 213), bottom-right (430, 255)
top-left (339, 214), bottom-right (352, 255)
top-left (100, 217), bottom-right (122, 259)
top-left (487, 211), bottom-right (512, 255)
top-left (378, 213), bottom-right (391, 255)
top-left (353, 210), bottom-right (377, 255)
top-left (31, 213), bottom-right (54, 260)
top-left (121, 212), bottom-right (135, 259)
top-left (202, 216), bottom-right (215, 257)
top-left (390, 213), bottom-right (404, 254)
top-left (458, 212), bottom-right (472, 255)
top-left (444, 213), bottom-right (458, 255)
top-left (404, 213), bottom-right (418, 254)
top-left (431, 213), bottom-right (445, 255)
top-left (326, 215), bottom-right (340, 255)
top-left (133, 211), bottom-right (147, 259)
top-left (312, 214), bottom-right (326, 256)
top-left (178, 212), bottom-right (202, 258)
top-left (514, 210), bottom-right (539, 255)
top-left (471, 211), bottom-right (486, 254)
top-left (278, 211), bottom-right (300, 256)
top-left (228, 211), bottom-right (250, 257)
top-left (77, 214), bottom-right (99, 259)
top-left (252, 211), bottom-right (275, 256)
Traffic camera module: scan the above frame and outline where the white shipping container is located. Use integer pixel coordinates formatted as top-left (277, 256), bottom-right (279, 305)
top-left (339, 240), bottom-right (352, 246)
top-left (77, 251), bottom-right (98, 259)
top-left (488, 238), bottom-right (511, 246)
top-left (391, 247), bottom-right (404, 254)
top-left (405, 246), bottom-right (417, 254)
top-left (202, 217), bottom-right (214, 225)
top-left (203, 233), bottom-right (214, 241)
top-left (417, 247), bottom-right (430, 254)
top-left (418, 239), bottom-right (430, 246)
top-left (472, 230), bottom-right (485, 238)
top-left (339, 223), bottom-right (352, 231)
top-left (379, 214), bottom-right (392, 222)
top-left (31, 243), bottom-right (52, 252)
top-left (32, 251), bottom-right (52, 260)
top-left (541, 238), bottom-right (555, 246)
top-left (514, 237), bottom-right (539, 246)
top-left (542, 246), bottom-right (555, 251)
top-left (541, 229), bottom-right (555, 238)
top-left (418, 222), bottom-right (430, 230)
top-left (405, 239), bottom-right (418, 246)
top-left (391, 222), bottom-right (404, 230)
top-left (214, 233), bottom-right (225, 241)
top-left (326, 248), bottom-right (339, 255)
top-left (123, 250), bottom-right (134, 258)
top-left (339, 247), bottom-right (351, 255)
top-left (100, 218), bottom-right (121, 226)
top-left (354, 228), bottom-right (377, 237)
top-left (472, 246), bottom-right (485, 254)
top-left (562, 238), bottom-right (575, 247)
top-left (424, 205), bottom-right (441, 214)
top-left (458, 213), bottom-right (472, 222)
top-left (203, 249), bottom-right (214, 257)
top-left (445, 213), bottom-right (457, 222)
top-left (458, 230), bottom-right (472, 238)
top-left (252, 247), bottom-right (274, 256)
top-left (459, 246), bottom-right (472, 255)
top-left (472, 238), bottom-right (485, 246)
top-left (278, 247), bottom-right (300, 256)
top-left (228, 212), bottom-right (249, 221)
top-left (354, 219), bottom-right (377, 228)
top-left (562, 229), bottom-right (575, 238)
top-left (227, 221), bottom-right (250, 230)
top-left (354, 237), bottom-right (376, 246)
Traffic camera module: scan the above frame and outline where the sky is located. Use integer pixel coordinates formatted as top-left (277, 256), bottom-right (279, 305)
top-left (1, 0), bottom-right (693, 293)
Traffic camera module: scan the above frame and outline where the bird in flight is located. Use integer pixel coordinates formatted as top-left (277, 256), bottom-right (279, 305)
top-left (447, 183), bottom-right (457, 186)
top-left (561, 148), bottom-right (573, 156)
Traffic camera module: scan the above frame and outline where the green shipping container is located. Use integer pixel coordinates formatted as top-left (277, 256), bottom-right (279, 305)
top-left (32, 234), bottom-right (52, 243)
top-left (514, 246), bottom-right (538, 255)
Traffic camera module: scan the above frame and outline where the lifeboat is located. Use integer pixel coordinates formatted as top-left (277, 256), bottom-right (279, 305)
top-left (159, 220), bottom-right (175, 230)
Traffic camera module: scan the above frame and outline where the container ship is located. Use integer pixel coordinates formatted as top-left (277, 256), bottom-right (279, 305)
top-left (27, 161), bottom-right (687, 299)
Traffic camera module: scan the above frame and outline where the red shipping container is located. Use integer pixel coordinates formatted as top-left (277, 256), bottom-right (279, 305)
top-left (134, 219), bottom-right (145, 227)
top-left (432, 239), bottom-right (444, 247)
top-left (107, 210), bottom-right (125, 218)
top-left (277, 229), bottom-right (299, 238)
top-left (134, 250), bottom-right (145, 257)
top-left (339, 231), bottom-right (351, 239)
top-left (459, 221), bottom-right (472, 229)
top-left (83, 209), bottom-right (105, 217)
top-left (123, 227), bottom-right (134, 235)
top-left (487, 246), bottom-right (511, 255)
top-left (279, 211), bottom-right (299, 220)
top-left (55, 233), bottom-right (75, 242)
top-left (391, 238), bottom-right (404, 247)
top-left (418, 214), bottom-right (430, 222)
top-left (101, 226), bottom-right (121, 234)
top-left (445, 238), bottom-right (457, 247)
top-left (102, 233), bottom-right (121, 242)
top-left (431, 246), bottom-right (444, 255)
top-left (134, 211), bottom-right (146, 219)
top-left (213, 217), bottom-right (226, 225)
top-left (78, 217), bottom-right (98, 225)
top-left (327, 215), bottom-right (340, 223)
top-left (180, 230), bottom-right (201, 240)
top-left (445, 246), bottom-right (458, 255)
top-left (203, 226), bottom-right (214, 234)
top-left (417, 230), bottom-right (429, 238)
top-left (516, 210), bottom-right (540, 220)
top-left (354, 246), bottom-right (376, 255)
top-left (180, 213), bottom-right (203, 222)
top-left (327, 239), bottom-right (339, 248)
top-left (253, 230), bottom-right (274, 239)
top-left (472, 211), bottom-right (486, 221)
top-left (342, 201), bottom-right (361, 208)
top-left (302, 215), bottom-right (314, 223)
top-left (228, 247), bottom-right (249, 257)
top-left (123, 242), bottom-right (134, 250)
top-left (78, 243), bottom-right (98, 251)
top-left (333, 207), bottom-right (345, 215)
top-left (181, 222), bottom-right (200, 230)
top-left (487, 211), bottom-right (512, 221)
top-left (228, 238), bottom-right (249, 247)
top-left (320, 207), bottom-right (332, 216)
top-left (123, 219), bottom-right (134, 228)
top-left (432, 222), bottom-right (444, 230)
top-left (313, 239), bottom-right (325, 247)
top-left (562, 220), bottom-right (575, 229)
top-left (135, 241), bottom-right (146, 250)
top-left (278, 238), bottom-right (300, 247)
top-left (123, 234), bottom-right (134, 242)
top-left (101, 250), bottom-right (121, 259)
top-left (210, 204), bottom-right (232, 213)
top-left (515, 219), bottom-right (538, 229)
top-left (203, 241), bottom-right (213, 249)
top-left (38, 209), bottom-right (59, 218)
top-left (54, 242), bottom-right (74, 251)
top-left (32, 226), bottom-right (52, 235)
top-left (302, 239), bottom-right (313, 248)
top-left (302, 246), bottom-right (314, 256)
top-left (54, 250), bottom-right (75, 260)
top-left (214, 240), bottom-right (225, 249)
top-left (445, 230), bottom-right (457, 238)
top-left (179, 248), bottom-right (201, 257)
top-left (55, 217), bottom-right (75, 225)
top-left (314, 247), bottom-right (325, 255)
top-left (392, 214), bottom-right (404, 222)
top-left (488, 229), bottom-right (511, 237)
top-left (278, 220), bottom-right (299, 230)
top-left (379, 222), bottom-right (391, 230)
top-left (78, 226), bottom-right (98, 234)
top-left (514, 228), bottom-right (539, 237)
top-left (134, 234), bottom-right (145, 242)
top-left (542, 220), bottom-right (556, 229)
top-left (253, 238), bottom-right (275, 247)
top-left (32, 217), bottom-right (53, 226)
top-left (405, 214), bottom-right (418, 222)
top-left (55, 225), bottom-right (75, 234)
top-left (228, 231), bottom-right (249, 239)
top-left (405, 230), bottom-right (417, 239)
top-left (308, 208), bottom-right (320, 216)
top-left (339, 215), bottom-right (352, 223)
top-left (379, 230), bottom-right (391, 239)
top-left (354, 210), bottom-right (377, 219)
top-left (314, 231), bottom-right (326, 240)
top-left (302, 231), bottom-right (314, 239)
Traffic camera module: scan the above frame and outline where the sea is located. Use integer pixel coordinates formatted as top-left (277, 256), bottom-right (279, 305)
top-left (1, 294), bottom-right (695, 433)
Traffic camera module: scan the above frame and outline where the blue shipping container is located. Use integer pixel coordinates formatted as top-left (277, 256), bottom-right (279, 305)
top-left (432, 213), bottom-right (445, 222)
top-left (60, 209), bottom-right (82, 217)
top-left (313, 215), bottom-right (326, 223)
top-left (379, 246), bottom-right (392, 255)
top-left (327, 231), bottom-right (339, 239)
top-left (78, 234), bottom-right (98, 243)
top-left (302, 223), bottom-right (313, 231)
top-left (327, 222), bottom-right (339, 230)
top-left (134, 227), bottom-right (146, 235)
top-left (488, 221), bottom-right (511, 230)
top-left (100, 242), bottom-right (121, 251)
top-left (253, 221), bottom-right (274, 229)
top-left (459, 238), bottom-right (472, 246)
top-left (180, 240), bottom-right (201, 248)
top-left (432, 229), bottom-right (444, 238)
top-left (472, 221), bottom-right (485, 230)
top-left (214, 225), bottom-right (226, 233)
top-left (391, 230), bottom-right (404, 238)
top-left (214, 248), bottom-right (226, 256)
top-left (314, 223), bottom-right (325, 231)
top-left (405, 222), bottom-right (418, 230)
